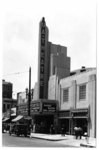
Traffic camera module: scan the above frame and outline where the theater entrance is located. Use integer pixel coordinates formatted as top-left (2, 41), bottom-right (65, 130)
top-left (33, 114), bottom-right (54, 133)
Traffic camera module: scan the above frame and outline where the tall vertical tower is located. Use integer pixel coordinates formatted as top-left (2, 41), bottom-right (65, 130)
top-left (38, 17), bottom-right (50, 99)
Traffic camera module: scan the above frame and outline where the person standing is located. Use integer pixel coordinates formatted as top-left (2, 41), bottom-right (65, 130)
top-left (33, 124), bottom-right (36, 133)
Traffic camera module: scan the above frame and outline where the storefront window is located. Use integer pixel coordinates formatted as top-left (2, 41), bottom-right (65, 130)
top-left (79, 84), bottom-right (86, 100)
top-left (63, 88), bottom-right (69, 102)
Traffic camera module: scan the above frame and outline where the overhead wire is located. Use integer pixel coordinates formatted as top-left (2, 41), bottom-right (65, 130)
top-left (3, 71), bottom-right (29, 77)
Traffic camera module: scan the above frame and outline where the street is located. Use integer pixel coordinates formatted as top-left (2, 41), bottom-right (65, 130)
top-left (2, 133), bottom-right (73, 147)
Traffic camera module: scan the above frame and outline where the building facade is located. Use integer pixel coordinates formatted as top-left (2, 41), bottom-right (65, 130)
top-left (2, 80), bottom-right (17, 119)
top-left (2, 79), bottom-right (12, 99)
top-left (48, 67), bottom-right (96, 138)
top-left (2, 80), bottom-right (17, 113)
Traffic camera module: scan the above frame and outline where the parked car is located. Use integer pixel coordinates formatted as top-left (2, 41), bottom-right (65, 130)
top-left (9, 124), bottom-right (29, 137)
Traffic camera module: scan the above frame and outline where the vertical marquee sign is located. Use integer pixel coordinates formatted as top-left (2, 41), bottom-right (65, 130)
top-left (39, 18), bottom-right (46, 99)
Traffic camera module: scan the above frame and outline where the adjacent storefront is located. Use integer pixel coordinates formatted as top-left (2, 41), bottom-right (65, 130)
top-left (58, 108), bottom-right (89, 135)
top-left (71, 108), bottom-right (89, 135)
top-left (58, 110), bottom-right (72, 134)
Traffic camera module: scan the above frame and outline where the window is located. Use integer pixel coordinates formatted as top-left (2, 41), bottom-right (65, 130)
top-left (63, 88), bottom-right (69, 102)
top-left (79, 84), bottom-right (86, 100)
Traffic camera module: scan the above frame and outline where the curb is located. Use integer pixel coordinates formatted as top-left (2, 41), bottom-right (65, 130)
top-left (80, 143), bottom-right (96, 148)
top-left (30, 136), bottom-right (67, 141)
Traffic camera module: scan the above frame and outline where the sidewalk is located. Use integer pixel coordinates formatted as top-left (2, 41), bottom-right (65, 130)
top-left (30, 133), bottom-right (96, 147)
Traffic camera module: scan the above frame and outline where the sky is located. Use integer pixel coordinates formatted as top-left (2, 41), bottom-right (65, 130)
top-left (0, 0), bottom-right (96, 98)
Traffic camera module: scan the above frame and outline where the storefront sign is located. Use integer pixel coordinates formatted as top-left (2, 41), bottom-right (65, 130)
top-left (59, 111), bottom-right (71, 118)
top-left (18, 104), bottom-right (28, 115)
top-left (42, 103), bottom-right (56, 112)
top-left (31, 102), bottom-right (40, 113)
top-left (72, 109), bottom-right (88, 118)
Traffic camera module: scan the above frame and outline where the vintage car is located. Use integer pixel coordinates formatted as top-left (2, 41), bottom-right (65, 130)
top-left (9, 124), bottom-right (29, 137)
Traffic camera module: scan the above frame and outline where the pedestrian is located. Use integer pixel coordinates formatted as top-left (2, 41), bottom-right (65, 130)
top-left (50, 124), bottom-right (55, 134)
top-left (30, 124), bottom-right (33, 138)
top-left (78, 127), bottom-right (83, 139)
top-left (74, 127), bottom-right (79, 139)
top-left (9, 123), bottom-right (12, 136)
top-left (33, 123), bottom-right (36, 133)
top-left (61, 125), bottom-right (65, 136)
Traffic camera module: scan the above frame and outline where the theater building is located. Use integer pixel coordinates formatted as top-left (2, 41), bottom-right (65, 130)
top-left (17, 17), bottom-right (70, 133)
top-left (17, 17), bottom-right (96, 137)
top-left (48, 67), bottom-right (96, 138)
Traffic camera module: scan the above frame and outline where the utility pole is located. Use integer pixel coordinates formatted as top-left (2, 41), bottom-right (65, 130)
top-left (28, 67), bottom-right (31, 116)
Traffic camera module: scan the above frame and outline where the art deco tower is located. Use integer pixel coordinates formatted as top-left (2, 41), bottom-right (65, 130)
top-left (37, 17), bottom-right (70, 100)
top-left (37, 17), bottom-right (50, 99)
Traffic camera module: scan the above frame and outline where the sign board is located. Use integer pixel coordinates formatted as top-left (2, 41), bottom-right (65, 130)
top-left (17, 92), bottom-right (27, 105)
top-left (18, 104), bottom-right (28, 116)
top-left (30, 102), bottom-right (40, 113)
top-left (42, 103), bottom-right (56, 113)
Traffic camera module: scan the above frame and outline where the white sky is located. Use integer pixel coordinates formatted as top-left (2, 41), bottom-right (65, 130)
top-left (0, 0), bottom-right (96, 97)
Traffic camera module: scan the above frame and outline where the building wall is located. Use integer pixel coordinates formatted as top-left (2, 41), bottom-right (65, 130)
top-left (17, 92), bottom-right (28, 104)
top-left (88, 74), bottom-right (96, 137)
top-left (48, 75), bottom-right (56, 100)
top-left (48, 68), bottom-right (96, 137)
top-left (17, 89), bottom-right (34, 105)
top-left (59, 68), bottom-right (96, 137)
top-left (2, 80), bottom-right (13, 113)
top-left (49, 43), bottom-right (70, 79)
top-left (50, 43), bottom-right (67, 56)
top-left (33, 82), bottom-right (39, 100)
top-left (3, 99), bottom-right (17, 113)
top-left (2, 80), bottom-right (13, 99)
top-left (60, 69), bottom-right (96, 109)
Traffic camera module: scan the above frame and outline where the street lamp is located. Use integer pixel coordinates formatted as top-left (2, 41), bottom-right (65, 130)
top-left (26, 67), bottom-right (32, 116)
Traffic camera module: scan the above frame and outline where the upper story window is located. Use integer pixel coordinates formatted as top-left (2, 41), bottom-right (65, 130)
top-left (79, 84), bottom-right (86, 100)
top-left (63, 88), bottom-right (69, 102)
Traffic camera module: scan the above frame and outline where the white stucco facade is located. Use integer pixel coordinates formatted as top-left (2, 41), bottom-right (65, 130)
top-left (48, 68), bottom-right (96, 138)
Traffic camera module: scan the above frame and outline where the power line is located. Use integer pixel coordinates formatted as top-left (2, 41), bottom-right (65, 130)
top-left (3, 71), bottom-right (29, 77)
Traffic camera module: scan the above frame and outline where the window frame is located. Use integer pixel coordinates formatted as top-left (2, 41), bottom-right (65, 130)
top-left (63, 88), bottom-right (69, 103)
top-left (79, 84), bottom-right (86, 100)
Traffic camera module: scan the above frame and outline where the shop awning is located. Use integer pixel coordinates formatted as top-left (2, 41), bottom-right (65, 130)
top-left (2, 117), bottom-right (10, 122)
top-left (12, 115), bottom-right (23, 122)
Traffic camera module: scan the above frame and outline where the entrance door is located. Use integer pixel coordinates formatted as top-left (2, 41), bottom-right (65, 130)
top-left (34, 115), bottom-right (54, 133)
top-left (60, 119), bottom-right (69, 134)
